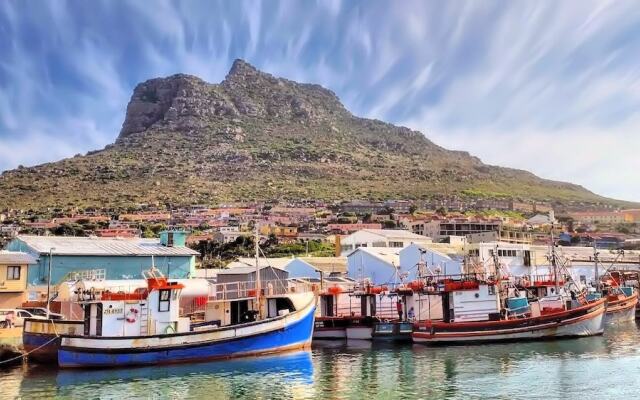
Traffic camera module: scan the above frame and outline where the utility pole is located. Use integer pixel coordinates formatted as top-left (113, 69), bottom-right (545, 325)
top-left (46, 247), bottom-right (56, 319)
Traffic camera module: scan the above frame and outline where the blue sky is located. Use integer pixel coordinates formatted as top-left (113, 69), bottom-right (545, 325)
top-left (1, 1), bottom-right (639, 201)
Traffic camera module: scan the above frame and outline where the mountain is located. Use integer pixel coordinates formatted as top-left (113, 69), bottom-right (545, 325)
top-left (0, 60), bottom-right (627, 210)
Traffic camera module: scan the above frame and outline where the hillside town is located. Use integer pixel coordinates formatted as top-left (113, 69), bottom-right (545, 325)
top-left (2, 199), bottom-right (639, 252)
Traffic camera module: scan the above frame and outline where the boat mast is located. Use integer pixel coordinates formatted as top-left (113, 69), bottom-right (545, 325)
top-left (593, 246), bottom-right (600, 292)
top-left (550, 227), bottom-right (559, 295)
top-left (254, 224), bottom-right (261, 313)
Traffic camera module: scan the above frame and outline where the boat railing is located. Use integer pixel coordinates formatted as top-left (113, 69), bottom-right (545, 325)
top-left (74, 284), bottom-right (149, 302)
top-left (210, 279), bottom-right (315, 301)
top-left (516, 274), bottom-right (566, 287)
top-left (328, 297), bottom-right (401, 319)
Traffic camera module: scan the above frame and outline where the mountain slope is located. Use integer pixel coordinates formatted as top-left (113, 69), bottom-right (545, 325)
top-left (0, 60), bottom-right (624, 210)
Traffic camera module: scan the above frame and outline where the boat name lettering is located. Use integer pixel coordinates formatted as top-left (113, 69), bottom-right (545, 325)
top-left (104, 308), bottom-right (124, 315)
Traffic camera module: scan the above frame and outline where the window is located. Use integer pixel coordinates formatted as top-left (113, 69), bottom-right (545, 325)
top-left (488, 285), bottom-right (496, 295)
top-left (7, 266), bottom-right (20, 280)
top-left (497, 250), bottom-right (517, 257)
top-left (389, 241), bottom-right (404, 248)
top-left (167, 232), bottom-right (174, 247)
top-left (158, 289), bottom-right (171, 312)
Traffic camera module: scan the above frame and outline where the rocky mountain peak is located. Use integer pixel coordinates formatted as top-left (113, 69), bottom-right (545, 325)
top-left (117, 60), bottom-right (349, 141)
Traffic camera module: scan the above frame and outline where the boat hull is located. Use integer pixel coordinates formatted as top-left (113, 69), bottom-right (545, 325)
top-left (313, 317), bottom-right (349, 340)
top-left (413, 299), bottom-right (606, 345)
top-left (313, 328), bottom-right (346, 339)
top-left (346, 326), bottom-right (372, 340)
top-left (604, 293), bottom-right (638, 324)
top-left (58, 299), bottom-right (316, 368)
top-left (371, 322), bottom-right (414, 342)
top-left (22, 319), bottom-right (84, 364)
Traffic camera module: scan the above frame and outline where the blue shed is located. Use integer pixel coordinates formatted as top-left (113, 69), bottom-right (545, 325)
top-left (6, 233), bottom-right (198, 285)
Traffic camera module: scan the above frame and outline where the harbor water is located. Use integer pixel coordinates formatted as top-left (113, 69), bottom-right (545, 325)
top-left (3, 323), bottom-right (640, 399)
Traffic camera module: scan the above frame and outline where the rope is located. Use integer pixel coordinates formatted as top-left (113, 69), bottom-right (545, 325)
top-left (0, 320), bottom-right (62, 366)
top-left (0, 335), bottom-right (59, 366)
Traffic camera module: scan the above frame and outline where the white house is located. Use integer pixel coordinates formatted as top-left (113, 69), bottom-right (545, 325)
top-left (346, 247), bottom-right (401, 286)
top-left (340, 229), bottom-right (432, 255)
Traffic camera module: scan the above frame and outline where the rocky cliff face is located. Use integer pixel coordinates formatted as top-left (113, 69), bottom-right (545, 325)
top-left (0, 59), bottom-right (618, 210)
top-left (119, 60), bottom-right (347, 140)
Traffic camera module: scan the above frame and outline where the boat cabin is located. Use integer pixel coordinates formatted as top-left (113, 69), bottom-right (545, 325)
top-left (440, 281), bottom-right (501, 322)
top-left (83, 275), bottom-right (188, 337)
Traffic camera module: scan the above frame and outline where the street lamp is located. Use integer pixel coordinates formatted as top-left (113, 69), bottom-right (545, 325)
top-left (46, 247), bottom-right (55, 319)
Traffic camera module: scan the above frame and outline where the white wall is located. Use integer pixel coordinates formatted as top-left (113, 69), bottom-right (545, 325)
top-left (347, 250), bottom-right (397, 286)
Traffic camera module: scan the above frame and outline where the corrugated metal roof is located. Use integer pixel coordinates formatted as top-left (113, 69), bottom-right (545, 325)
top-left (217, 265), bottom-right (286, 274)
top-left (0, 251), bottom-right (38, 264)
top-left (296, 257), bottom-right (347, 274)
top-left (348, 247), bottom-right (400, 265)
top-left (230, 258), bottom-right (291, 270)
top-left (13, 235), bottom-right (199, 257)
top-left (361, 229), bottom-right (431, 240)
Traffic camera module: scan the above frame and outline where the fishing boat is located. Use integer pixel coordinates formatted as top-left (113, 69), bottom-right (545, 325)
top-left (371, 281), bottom-right (423, 342)
top-left (313, 281), bottom-right (392, 340)
top-left (56, 233), bottom-right (316, 368)
top-left (413, 241), bottom-right (606, 345)
top-left (590, 252), bottom-right (639, 324)
top-left (57, 268), bottom-right (315, 368)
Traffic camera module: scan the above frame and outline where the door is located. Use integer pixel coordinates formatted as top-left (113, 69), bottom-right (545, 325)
top-left (95, 303), bottom-right (103, 336)
top-left (230, 300), bottom-right (249, 325)
top-left (268, 298), bottom-right (278, 318)
top-left (322, 295), bottom-right (335, 317)
top-left (442, 293), bottom-right (452, 323)
top-left (83, 304), bottom-right (91, 336)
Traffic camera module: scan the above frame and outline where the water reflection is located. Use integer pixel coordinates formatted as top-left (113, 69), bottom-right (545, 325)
top-left (3, 323), bottom-right (640, 399)
top-left (15, 351), bottom-right (314, 399)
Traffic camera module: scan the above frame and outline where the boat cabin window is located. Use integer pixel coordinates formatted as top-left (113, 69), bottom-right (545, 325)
top-left (488, 284), bottom-right (496, 295)
top-left (159, 289), bottom-right (171, 312)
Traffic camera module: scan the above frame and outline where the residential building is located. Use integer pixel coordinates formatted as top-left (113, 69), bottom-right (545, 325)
top-left (95, 228), bottom-right (141, 238)
top-left (569, 211), bottom-right (632, 225)
top-left (338, 201), bottom-right (386, 214)
top-left (213, 230), bottom-right (251, 244)
top-left (339, 229), bottom-right (432, 255)
top-left (0, 251), bottom-right (38, 308)
top-left (259, 225), bottom-right (298, 238)
top-left (466, 230), bottom-right (533, 245)
top-left (422, 218), bottom-right (502, 241)
top-left (119, 213), bottom-right (172, 222)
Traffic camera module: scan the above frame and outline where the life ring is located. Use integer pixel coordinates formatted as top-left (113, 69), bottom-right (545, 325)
top-left (126, 308), bottom-right (139, 323)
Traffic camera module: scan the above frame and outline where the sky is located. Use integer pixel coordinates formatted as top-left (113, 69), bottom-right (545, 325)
top-left (0, 0), bottom-right (639, 201)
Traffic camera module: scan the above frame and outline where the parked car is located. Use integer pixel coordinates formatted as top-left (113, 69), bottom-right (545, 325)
top-left (0, 309), bottom-right (46, 328)
top-left (18, 307), bottom-right (65, 320)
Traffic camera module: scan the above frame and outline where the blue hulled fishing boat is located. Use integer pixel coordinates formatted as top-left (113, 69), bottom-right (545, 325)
top-left (56, 234), bottom-right (316, 368)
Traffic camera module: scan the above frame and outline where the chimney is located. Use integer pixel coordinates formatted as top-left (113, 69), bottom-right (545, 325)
top-left (334, 235), bottom-right (342, 257)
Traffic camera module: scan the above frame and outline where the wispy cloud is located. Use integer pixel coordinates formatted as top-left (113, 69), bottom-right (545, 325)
top-left (0, 0), bottom-right (639, 200)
